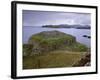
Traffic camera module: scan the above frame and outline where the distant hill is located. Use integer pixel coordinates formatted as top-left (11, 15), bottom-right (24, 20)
top-left (42, 24), bottom-right (90, 29)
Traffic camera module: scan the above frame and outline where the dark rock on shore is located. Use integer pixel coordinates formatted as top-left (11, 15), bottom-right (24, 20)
top-left (83, 35), bottom-right (91, 39)
top-left (72, 53), bottom-right (91, 67)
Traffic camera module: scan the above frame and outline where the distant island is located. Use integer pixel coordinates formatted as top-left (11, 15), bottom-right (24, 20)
top-left (42, 24), bottom-right (90, 29)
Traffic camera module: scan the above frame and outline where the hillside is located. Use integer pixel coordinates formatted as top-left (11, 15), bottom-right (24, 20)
top-left (23, 30), bottom-right (89, 69)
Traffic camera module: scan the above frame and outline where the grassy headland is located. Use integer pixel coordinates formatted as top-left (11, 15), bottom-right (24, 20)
top-left (23, 30), bottom-right (90, 69)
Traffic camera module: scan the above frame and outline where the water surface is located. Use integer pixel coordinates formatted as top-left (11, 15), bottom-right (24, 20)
top-left (23, 26), bottom-right (91, 48)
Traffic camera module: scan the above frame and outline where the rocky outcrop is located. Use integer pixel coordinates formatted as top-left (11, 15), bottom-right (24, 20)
top-left (23, 30), bottom-right (88, 56)
top-left (23, 44), bottom-right (33, 56)
top-left (27, 30), bottom-right (76, 55)
top-left (72, 53), bottom-right (91, 67)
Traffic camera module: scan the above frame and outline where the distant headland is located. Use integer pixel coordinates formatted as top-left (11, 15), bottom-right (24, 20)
top-left (42, 24), bottom-right (90, 29)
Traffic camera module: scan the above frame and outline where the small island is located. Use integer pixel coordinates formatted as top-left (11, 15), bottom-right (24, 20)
top-left (83, 35), bottom-right (91, 39)
top-left (23, 30), bottom-right (90, 69)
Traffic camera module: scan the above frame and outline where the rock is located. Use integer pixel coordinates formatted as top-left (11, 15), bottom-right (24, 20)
top-left (23, 44), bottom-right (33, 56)
top-left (73, 53), bottom-right (91, 67)
top-left (85, 62), bottom-right (90, 66)
top-left (83, 35), bottom-right (91, 39)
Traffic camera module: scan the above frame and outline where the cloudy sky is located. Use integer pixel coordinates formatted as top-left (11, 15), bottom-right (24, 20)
top-left (23, 10), bottom-right (91, 26)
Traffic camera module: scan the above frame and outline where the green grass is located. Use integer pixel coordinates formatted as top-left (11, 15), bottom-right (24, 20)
top-left (23, 50), bottom-right (87, 69)
top-left (64, 42), bottom-right (88, 51)
top-left (23, 31), bottom-right (89, 69)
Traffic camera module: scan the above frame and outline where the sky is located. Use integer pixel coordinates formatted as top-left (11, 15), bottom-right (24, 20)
top-left (23, 10), bottom-right (91, 26)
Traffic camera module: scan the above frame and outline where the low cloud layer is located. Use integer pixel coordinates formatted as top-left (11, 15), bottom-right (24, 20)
top-left (23, 10), bottom-right (91, 26)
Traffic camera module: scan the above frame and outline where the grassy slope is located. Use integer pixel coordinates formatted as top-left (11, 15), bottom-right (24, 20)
top-left (23, 50), bottom-right (87, 69)
top-left (23, 31), bottom-right (89, 69)
top-left (23, 42), bottom-right (88, 69)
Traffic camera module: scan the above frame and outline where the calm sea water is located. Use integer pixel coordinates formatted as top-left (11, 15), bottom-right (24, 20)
top-left (23, 26), bottom-right (91, 48)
